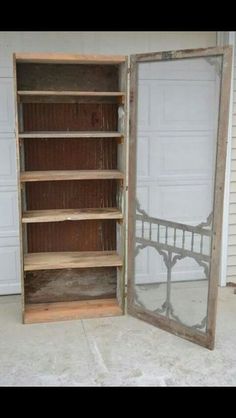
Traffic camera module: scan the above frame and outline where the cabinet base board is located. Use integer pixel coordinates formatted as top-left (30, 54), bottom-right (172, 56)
top-left (24, 298), bottom-right (123, 324)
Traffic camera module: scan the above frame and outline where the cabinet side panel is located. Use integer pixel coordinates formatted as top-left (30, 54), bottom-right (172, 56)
top-left (14, 56), bottom-right (24, 317)
top-left (117, 59), bottom-right (128, 311)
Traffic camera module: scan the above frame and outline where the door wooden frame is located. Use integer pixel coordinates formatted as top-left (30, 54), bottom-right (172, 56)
top-left (217, 32), bottom-right (235, 287)
top-left (127, 46), bottom-right (233, 349)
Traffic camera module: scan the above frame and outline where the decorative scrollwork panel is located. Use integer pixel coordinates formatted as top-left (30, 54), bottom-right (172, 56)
top-left (134, 199), bottom-right (211, 331)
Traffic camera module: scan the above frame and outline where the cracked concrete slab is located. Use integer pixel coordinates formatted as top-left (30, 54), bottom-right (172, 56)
top-left (0, 287), bottom-right (235, 386)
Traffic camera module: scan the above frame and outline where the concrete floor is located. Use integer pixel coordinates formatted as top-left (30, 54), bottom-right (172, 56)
top-left (136, 280), bottom-right (208, 329)
top-left (0, 287), bottom-right (236, 386)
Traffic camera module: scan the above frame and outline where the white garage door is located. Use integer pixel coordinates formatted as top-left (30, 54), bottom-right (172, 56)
top-left (0, 77), bottom-right (21, 294)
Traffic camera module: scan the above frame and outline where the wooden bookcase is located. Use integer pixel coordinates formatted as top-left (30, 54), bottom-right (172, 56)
top-left (14, 53), bottom-right (127, 324)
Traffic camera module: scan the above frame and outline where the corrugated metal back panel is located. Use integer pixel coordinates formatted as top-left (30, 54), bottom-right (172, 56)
top-left (24, 138), bottom-right (117, 170)
top-left (23, 103), bottom-right (118, 132)
top-left (26, 180), bottom-right (117, 210)
top-left (23, 102), bottom-right (118, 254)
top-left (27, 220), bottom-right (116, 252)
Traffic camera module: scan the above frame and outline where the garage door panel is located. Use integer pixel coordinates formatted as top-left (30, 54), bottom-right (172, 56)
top-left (0, 78), bottom-right (15, 133)
top-left (0, 137), bottom-right (17, 186)
top-left (138, 58), bottom-right (218, 81)
top-left (0, 188), bottom-right (19, 237)
top-left (138, 80), bottom-right (216, 132)
top-left (0, 238), bottom-right (21, 295)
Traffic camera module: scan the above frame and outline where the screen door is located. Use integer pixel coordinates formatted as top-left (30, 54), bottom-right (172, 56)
top-left (127, 46), bottom-right (232, 349)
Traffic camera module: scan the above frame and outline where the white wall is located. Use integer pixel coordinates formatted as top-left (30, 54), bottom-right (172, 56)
top-left (0, 31), bottom-right (217, 294)
top-left (0, 32), bottom-right (216, 74)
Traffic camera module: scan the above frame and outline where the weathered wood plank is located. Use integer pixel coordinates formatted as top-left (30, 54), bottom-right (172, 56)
top-left (25, 267), bottom-right (117, 303)
top-left (17, 63), bottom-right (120, 92)
top-left (22, 208), bottom-right (123, 223)
top-left (134, 45), bottom-right (231, 63)
top-left (24, 251), bottom-right (123, 271)
top-left (19, 96), bottom-right (123, 104)
top-left (13, 54), bottom-right (25, 320)
top-left (20, 170), bottom-right (124, 182)
top-left (18, 90), bottom-right (125, 96)
top-left (19, 131), bottom-right (122, 138)
top-left (24, 298), bottom-right (122, 324)
top-left (15, 53), bottom-right (126, 64)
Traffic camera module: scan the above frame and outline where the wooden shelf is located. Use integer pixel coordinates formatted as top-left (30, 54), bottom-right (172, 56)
top-left (20, 170), bottom-right (124, 182)
top-left (18, 90), bottom-right (125, 97)
top-left (18, 131), bottom-right (122, 139)
top-left (15, 53), bottom-right (126, 64)
top-left (22, 208), bottom-right (123, 223)
top-left (24, 251), bottom-right (123, 271)
top-left (24, 298), bottom-right (122, 324)
top-left (15, 54), bottom-right (126, 325)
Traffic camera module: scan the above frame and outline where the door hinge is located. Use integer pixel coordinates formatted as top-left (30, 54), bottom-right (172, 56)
top-left (127, 67), bottom-right (131, 74)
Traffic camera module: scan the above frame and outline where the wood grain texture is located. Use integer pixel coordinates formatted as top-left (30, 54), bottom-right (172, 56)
top-left (17, 64), bottom-right (120, 92)
top-left (25, 267), bottom-right (117, 303)
top-left (116, 60), bottom-right (128, 312)
top-left (206, 46), bottom-right (233, 349)
top-left (134, 45), bottom-right (231, 63)
top-left (127, 54), bottom-right (138, 311)
top-left (22, 208), bottom-right (123, 223)
top-left (24, 298), bottom-right (122, 324)
top-left (20, 170), bottom-right (124, 182)
top-left (18, 90), bottom-right (125, 97)
top-left (15, 53), bottom-right (126, 64)
top-left (24, 251), bottom-right (123, 271)
top-left (19, 131), bottom-right (122, 138)
top-left (19, 96), bottom-right (124, 105)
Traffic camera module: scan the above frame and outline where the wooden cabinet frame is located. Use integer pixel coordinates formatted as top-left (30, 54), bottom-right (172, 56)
top-left (13, 47), bottom-right (232, 349)
top-left (13, 53), bottom-right (128, 324)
